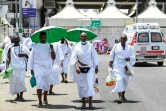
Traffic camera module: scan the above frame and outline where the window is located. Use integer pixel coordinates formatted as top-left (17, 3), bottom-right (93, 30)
top-left (126, 26), bottom-right (134, 33)
top-left (138, 32), bottom-right (149, 43)
top-left (151, 32), bottom-right (162, 42)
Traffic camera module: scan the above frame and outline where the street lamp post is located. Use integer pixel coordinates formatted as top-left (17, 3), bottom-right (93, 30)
top-left (15, 0), bottom-right (18, 32)
top-left (136, 0), bottom-right (138, 23)
top-left (19, 0), bottom-right (23, 43)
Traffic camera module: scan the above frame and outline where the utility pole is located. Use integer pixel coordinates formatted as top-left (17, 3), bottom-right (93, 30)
top-left (19, 0), bottom-right (23, 43)
top-left (15, 0), bottom-right (18, 32)
top-left (136, 0), bottom-right (138, 23)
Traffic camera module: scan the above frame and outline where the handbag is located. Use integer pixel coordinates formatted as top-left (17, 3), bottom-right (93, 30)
top-left (1, 68), bottom-right (14, 79)
top-left (30, 74), bottom-right (36, 88)
top-left (79, 67), bottom-right (90, 73)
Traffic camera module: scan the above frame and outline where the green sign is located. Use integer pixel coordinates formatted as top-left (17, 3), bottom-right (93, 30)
top-left (91, 20), bottom-right (101, 28)
top-left (79, 20), bottom-right (101, 29)
top-left (79, 26), bottom-right (91, 29)
top-left (19, 28), bottom-right (23, 33)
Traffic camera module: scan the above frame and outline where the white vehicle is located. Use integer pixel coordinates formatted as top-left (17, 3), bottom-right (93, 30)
top-left (123, 23), bottom-right (166, 66)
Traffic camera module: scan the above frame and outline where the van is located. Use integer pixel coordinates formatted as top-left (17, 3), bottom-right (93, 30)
top-left (123, 23), bottom-right (165, 66)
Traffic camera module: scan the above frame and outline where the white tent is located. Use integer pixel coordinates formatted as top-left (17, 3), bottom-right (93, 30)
top-left (138, 0), bottom-right (166, 18)
top-left (137, 0), bottom-right (166, 28)
top-left (94, 0), bottom-right (130, 19)
top-left (50, 0), bottom-right (86, 19)
top-left (48, 0), bottom-right (88, 27)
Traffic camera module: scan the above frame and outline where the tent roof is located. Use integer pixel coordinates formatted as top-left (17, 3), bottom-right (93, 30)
top-left (50, 0), bottom-right (86, 19)
top-left (138, 0), bottom-right (166, 18)
top-left (94, 0), bottom-right (130, 19)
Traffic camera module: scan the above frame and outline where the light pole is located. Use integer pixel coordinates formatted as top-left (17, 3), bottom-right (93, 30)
top-left (15, 0), bottom-right (18, 32)
top-left (136, 0), bottom-right (138, 23)
top-left (19, 0), bottom-right (23, 43)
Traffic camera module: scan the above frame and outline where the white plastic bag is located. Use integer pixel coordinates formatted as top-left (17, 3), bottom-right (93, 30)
top-left (105, 68), bottom-right (116, 86)
top-left (93, 74), bottom-right (99, 93)
top-left (0, 64), bottom-right (5, 71)
top-left (126, 61), bottom-right (134, 76)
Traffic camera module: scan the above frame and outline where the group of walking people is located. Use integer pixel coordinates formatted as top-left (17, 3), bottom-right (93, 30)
top-left (2, 31), bottom-right (135, 109)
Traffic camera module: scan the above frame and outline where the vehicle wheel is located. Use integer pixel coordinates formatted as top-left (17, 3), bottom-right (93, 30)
top-left (157, 62), bottom-right (163, 66)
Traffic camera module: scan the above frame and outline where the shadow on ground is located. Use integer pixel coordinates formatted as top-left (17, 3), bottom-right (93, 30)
top-left (74, 106), bottom-right (105, 110)
top-left (108, 100), bottom-right (141, 104)
top-left (5, 99), bottom-right (37, 103)
top-left (72, 100), bottom-right (105, 103)
top-left (1, 82), bottom-right (9, 84)
top-left (32, 93), bottom-right (68, 96)
top-left (134, 62), bottom-right (166, 67)
top-left (32, 104), bottom-right (76, 109)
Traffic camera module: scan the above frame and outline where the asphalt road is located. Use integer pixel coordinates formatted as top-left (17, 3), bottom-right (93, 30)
top-left (0, 55), bottom-right (166, 111)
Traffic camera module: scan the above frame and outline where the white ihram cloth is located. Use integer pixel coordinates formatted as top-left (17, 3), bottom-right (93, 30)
top-left (50, 43), bottom-right (64, 85)
top-left (2, 42), bottom-right (13, 62)
top-left (23, 37), bottom-right (33, 49)
top-left (9, 45), bottom-right (30, 95)
top-left (59, 42), bottom-right (71, 74)
top-left (110, 43), bottom-right (135, 93)
top-left (28, 43), bottom-right (52, 91)
top-left (70, 42), bottom-right (99, 98)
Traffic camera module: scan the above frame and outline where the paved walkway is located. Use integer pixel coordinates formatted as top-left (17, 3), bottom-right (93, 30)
top-left (0, 73), bottom-right (102, 111)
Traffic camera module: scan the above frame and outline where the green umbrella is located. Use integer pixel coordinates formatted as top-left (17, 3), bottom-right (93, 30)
top-left (30, 26), bottom-right (67, 43)
top-left (66, 28), bottom-right (97, 42)
top-left (1, 68), bottom-right (14, 79)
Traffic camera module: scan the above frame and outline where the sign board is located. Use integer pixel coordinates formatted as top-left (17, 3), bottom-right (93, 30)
top-left (29, 24), bottom-right (38, 28)
top-left (22, 0), bottom-right (36, 17)
top-left (79, 26), bottom-right (91, 29)
top-left (90, 20), bottom-right (101, 28)
top-left (79, 20), bottom-right (101, 29)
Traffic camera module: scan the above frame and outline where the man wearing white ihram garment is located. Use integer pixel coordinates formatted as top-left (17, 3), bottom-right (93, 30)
top-left (23, 37), bottom-right (33, 50)
top-left (70, 32), bottom-right (99, 109)
top-left (28, 32), bottom-right (55, 107)
top-left (109, 34), bottom-right (135, 104)
top-left (59, 38), bottom-right (71, 83)
top-left (2, 37), bottom-right (14, 63)
top-left (7, 36), bottom-right (30, 101)
top-left (49, 43), bottom-right (64, 95)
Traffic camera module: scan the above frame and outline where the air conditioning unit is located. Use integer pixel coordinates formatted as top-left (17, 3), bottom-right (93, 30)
top-left (8, 2), bottom-right (13, 11)
top-left (44, 0), bottom-right (56, 8)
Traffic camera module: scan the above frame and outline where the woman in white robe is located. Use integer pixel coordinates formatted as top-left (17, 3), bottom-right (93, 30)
top-left (7, 36), bottom-right (30, 101)
top-left (49, 43), bottom-right (64, 94)
top-left (109, 34), bottom-right (135, 103)
top-left (70, 33), bottom-right (99, 109)
top-left (28, 32), bottom-right (55, 107)
top-left (59, 38), bottom-right (71, 83)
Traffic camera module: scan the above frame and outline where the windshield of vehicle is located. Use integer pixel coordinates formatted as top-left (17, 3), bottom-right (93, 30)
top-left (138, 32), bottom-right (149, 43)
top-left (151, 32), bottom-right (162, 42)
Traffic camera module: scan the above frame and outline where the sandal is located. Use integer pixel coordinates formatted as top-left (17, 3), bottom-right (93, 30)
top-left (20, 98), bottom-right (25, 102)
top-left (37, 104), bottom-right (42, 108)
top-left (65, 80), bottom-right (68, 83)
top-left (43, 100), bottom-right (48, 105)
top-left (117, 98), bottom-right (123, 104)
top-left (15, 97), bottom-right (20, 101)
top-left (89, 105), bottom-right (95, 110)
top-left (81, 104), bottom-right (86, 109)
top-left (49, 91), bottom-right (56, 95)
